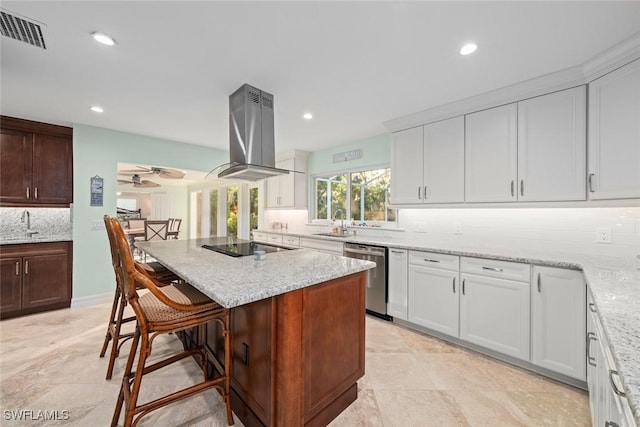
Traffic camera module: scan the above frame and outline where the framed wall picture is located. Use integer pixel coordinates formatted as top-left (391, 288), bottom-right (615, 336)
top-left (90, 175), bottom-right (104, 207)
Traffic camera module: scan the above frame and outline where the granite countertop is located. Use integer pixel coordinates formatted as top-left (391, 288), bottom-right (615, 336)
top-left (136, 237), bottom-right (376, 309)
top-left (0, 234), bottom-right (72, 245)
top-left (259, 229), bottom-right (640, 423)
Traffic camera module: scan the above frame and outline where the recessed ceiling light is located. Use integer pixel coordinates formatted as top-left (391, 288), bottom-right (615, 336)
top-left (303, 113), bottom-right (313, 120)
top-left (90, 106), bottom-right (104, 113)
top-left (91, 32), bottom-right (116, 46)
top-left (460, 43), bottom-right (477, 56)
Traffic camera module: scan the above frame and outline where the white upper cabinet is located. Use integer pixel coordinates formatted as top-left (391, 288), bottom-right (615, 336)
top-left (391, 117), bottom-right (464, 205)
top-left (424, 117), bottom-right (465, 203)
top-left (266, 151), bottom-right (308, 209)
top-left (391, 126), bottom-right (424, 204)
top-left (465, 103), bottom-right (518, 202)
top-left (517, 86), bottom-right (586, 201)
top-left (588, 58), bottom-right (640, 200)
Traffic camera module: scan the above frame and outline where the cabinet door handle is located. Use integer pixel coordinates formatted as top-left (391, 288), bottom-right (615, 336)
top-left (24, 261), bottom-right (29, 275)
top-left (390, 250), bottom-right (404, 254)
top-left (424, 186), bottom-right (428, 200)
top-left (482, 266), bottom-right (503, 272)
top-left (34, 187), bottom-right (38, 199)
top-left (417, 186), bottom-right (422, 200)
top-left (452, 277), bottom-right (456, 293)
top-left (586, 332), bottom-right (597, 367)
top-left (424, 258), bottom-right (440, 263)
top-left (537, 273), bottom-right (541, 293)
top-left (605, 422), bottom-right (620, 427)
top-left (588, 173), bottom-right (595, 193)
top-left (15, 261), bottom-right (20, 276)
top-left (588, 302), bottom-right (597, 313)
top-left (26, 187), bottom-right (30, 199)
top-left (462, 279), bottom-right (466, 295)
top-left (608, 370), bottom-right (626, 397)
top-left (520, 180), bottom-right (524, 196)
top-left (510, 180), bottom-right (514, 197)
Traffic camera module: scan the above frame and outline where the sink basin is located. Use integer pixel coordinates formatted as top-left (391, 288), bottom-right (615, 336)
top-left (313, 233), bottom-right (350, 238)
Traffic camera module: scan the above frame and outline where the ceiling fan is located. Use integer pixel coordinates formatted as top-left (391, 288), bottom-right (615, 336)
top-left (118, 174), bottom-right (161, 188)
top-left (118, 165), bottom-right (185, 179)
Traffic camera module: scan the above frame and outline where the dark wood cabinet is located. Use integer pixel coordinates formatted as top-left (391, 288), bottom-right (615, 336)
top-left (0, 242), bottom-right (72, 319)
top-left (0, 116), bottom-right (73, 207)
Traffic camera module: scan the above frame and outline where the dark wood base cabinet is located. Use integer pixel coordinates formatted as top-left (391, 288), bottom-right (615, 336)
top-left (183, 272), bottom-right (366, 426)
top-left (0, 242), bottom-right (72, 319)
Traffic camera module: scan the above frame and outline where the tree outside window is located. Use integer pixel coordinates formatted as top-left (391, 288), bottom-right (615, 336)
top-left (226, 186), bottom-right (238, 237)
top-left (209, 189), bottom-right (218, 236)
top-left (250, 187), bottom-right (259, 230)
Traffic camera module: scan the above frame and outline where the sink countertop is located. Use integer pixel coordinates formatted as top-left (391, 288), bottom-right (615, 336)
top-left (0, 234), bottom-right (73, 245)
top-left (258, 229), bottom-right (640, 423)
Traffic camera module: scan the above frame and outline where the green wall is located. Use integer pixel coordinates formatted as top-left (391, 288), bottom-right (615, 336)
top-left (72, 125), bottom-right (228, 299)
top-left (307, 133), bottom-right (391, 176)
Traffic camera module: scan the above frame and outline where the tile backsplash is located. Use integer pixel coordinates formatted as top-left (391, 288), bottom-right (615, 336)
top-left (266, 207), bottom-right (640, 257)
top-left (0, 207), bottom-right (72, 239)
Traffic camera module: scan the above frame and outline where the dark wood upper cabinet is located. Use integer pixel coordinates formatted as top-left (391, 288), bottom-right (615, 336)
top-left (0, 116), bottom-right (73, 207)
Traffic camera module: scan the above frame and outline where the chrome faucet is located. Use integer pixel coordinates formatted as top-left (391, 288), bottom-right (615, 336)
top-left (333, 209), bottom-right (348, 235)
top-left (21, 210), bottom-right (39, 238)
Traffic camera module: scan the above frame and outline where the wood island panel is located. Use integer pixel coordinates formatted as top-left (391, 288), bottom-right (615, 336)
top-left (190, 271), bottom-right (366, 426)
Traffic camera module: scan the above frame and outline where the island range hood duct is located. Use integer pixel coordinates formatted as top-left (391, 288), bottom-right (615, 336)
top-left (208, 84), bottom-right (292, 181)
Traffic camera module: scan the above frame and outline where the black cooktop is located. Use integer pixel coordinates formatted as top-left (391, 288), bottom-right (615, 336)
top-left (201, 240), bottom-right (293, 257)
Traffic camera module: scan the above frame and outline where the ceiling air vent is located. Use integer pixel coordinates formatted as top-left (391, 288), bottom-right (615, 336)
top-left (0, 9), bottom-right (47, 49)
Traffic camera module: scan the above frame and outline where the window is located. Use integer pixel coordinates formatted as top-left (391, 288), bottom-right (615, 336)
top-left (209, 189), bottom-right (218, 236)
top-left (250, 187), bottom-right (259, 230)
top-left (313, 167), bottom-right (395, 223)
top-left (226, 186), bottom-right (239, 237)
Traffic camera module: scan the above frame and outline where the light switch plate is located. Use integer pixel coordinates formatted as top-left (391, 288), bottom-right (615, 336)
top-left (596, 227), bottom-right (612, 243)
top-left (454, 222), bottom-right (463, 234)
top-left (415, 223), bottom-right (427, 233)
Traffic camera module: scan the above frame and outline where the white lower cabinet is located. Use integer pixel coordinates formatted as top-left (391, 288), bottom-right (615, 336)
top-left (298, 237), bottom-right (344, 255)
top-left (387, 249), bottom-right (408, 320)
top-left (587, 293), bottom-right (636, 427)
top-left (459, 257), bottom-right (530, 361)
top-left (407, 251), bottom-right (460, 336)
top-left (531, 266), bottom-right (586, 380)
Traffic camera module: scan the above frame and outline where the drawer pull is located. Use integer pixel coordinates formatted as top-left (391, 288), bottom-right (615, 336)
top-left (608, 370), bottom-right (626, 397)
top-left (605, 422), bottom-right (619, 427)
top-left (35, 187), bottom-right (38, 199)
top-left (588, 302), bottom-right (597, 313)
top-left (26, 187), bottom-right (30, 199)
top-left (424, 258), bottom-right (440, 263)
top-left (586, 332), bottom-right (597, 367)
top-left (15, 261), bottom-right (20, 276)
top-left (24, 261), bottom-right (29, 275)
top-left (391, 250), bottom-right (404, 254)
top-left (482, 266), bottom-right (503, 272)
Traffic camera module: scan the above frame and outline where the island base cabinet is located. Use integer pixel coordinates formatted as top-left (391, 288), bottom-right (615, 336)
top-left (459, 273), bottom-right (530, 361)
top-left (197, 272), bottom-right (366, 427)
top-left (531, 266), bottom-right (586, 381)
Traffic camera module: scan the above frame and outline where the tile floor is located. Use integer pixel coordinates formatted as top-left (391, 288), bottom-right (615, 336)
top-left (0, 302), bottom-right (591, 426)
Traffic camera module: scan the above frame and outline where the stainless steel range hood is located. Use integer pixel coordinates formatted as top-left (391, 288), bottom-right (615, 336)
top-left (208, 84), bottom-right (292, 181)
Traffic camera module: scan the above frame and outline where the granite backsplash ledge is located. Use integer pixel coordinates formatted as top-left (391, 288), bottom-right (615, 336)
top-left (0, 207), bottom-right (72, 240)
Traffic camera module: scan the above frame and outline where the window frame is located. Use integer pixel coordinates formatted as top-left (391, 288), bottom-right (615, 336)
top-left (309, 163), bottom-right (396, 226)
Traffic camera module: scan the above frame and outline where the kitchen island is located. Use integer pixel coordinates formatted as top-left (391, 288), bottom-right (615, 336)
top-left (136, 237), bottom-right (376, 427)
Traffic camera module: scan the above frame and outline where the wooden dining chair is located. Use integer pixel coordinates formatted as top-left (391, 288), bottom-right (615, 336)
top-left (170, 218), bottom-right (182, 239)
top-left (144, 220), bottom-right (169, 241)
top-left (107, 216), bottom-right (234, 427)
top-left (100, 216), bottom-right (180, 380)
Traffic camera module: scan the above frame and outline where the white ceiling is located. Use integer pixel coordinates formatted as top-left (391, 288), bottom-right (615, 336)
top-left (2, 1), bottom-right (640, 154)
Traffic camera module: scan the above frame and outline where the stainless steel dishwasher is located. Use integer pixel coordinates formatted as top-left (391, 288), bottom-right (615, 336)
top-left (343, 242), bottom-right (388, 319)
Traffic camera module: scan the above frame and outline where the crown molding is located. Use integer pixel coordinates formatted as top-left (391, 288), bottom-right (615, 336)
top-left (384, 30), bottom-right (640, 134)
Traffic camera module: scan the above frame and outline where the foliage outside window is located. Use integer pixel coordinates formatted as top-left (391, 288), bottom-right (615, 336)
top-left (226, 186), bottom-right (238, 237)
top-left (250, 187), bottom-right (259, 230)
top-left (195, 191), bottom-right (202, 237)
top-left (209, 189), bottom-right (218, 236)
top-left (314, 168), bottom-right (395, 223)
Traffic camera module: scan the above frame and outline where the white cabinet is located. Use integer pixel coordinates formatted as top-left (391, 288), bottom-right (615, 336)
top-left (588, 58), bottom-right (640, 200)
top-left (459, 257), bottom-right (530, 360)
top-left (407, 251), bottom-right (460, 336)
top-left (266, 150), bottom-right (309, 208)
top-left (387, 248), bottom-right (408, 320)
top-left (587, 293), bottom-right (636, 427)
top-left (531, 266), bottom-right (586, 380)
top-left (252, 231), bottom-right (268, 242)
top-left (298, 237), bottom-right (344, 255)
top-left (391, 117), bottom-right (464, 205)
top-left (465, 103), bottom-right (518, 202)
top-left (266, 233), bottom-right (283, 245)
top-left (517, 86), bottom-right (586, 201)
top-left (282, 235), bottom-right (300, 247)
top-left (465, 87), bottom-right (587, 203)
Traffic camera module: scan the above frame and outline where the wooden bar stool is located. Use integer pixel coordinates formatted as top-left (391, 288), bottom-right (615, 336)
top-left (100, 215), bottom-right (180, 380)
top-left (106, 217), bottom-right (234, 427)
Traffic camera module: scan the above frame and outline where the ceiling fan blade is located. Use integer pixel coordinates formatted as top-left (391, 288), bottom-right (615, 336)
top-left (157, 168), bottom-right (185, 179)
top-left (118, 179), bottom-right (133, 185)
top-left (134, 180), bottom-right (161, 188)
top-left (118, 169), bottom-right (153, 176)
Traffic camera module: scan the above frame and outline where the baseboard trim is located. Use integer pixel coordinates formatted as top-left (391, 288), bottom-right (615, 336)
top-left (70, 292), bottom-right (112, 308)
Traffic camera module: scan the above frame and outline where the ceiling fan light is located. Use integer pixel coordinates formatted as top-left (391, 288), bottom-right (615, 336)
top-left (460, 43), bottom-right (478, 56)
top-left (91, 32), bottom-right (116, 46)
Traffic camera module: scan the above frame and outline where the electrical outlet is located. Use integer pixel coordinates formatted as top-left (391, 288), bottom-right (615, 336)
top-left (596, 227), bottom-right (612, 243)
top-left (415, 223), bottom-right (427, 233)
top-left (454, 222), bottom-right (463, 235)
